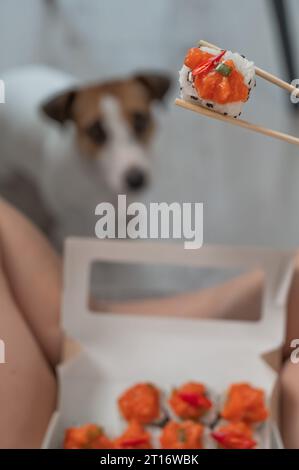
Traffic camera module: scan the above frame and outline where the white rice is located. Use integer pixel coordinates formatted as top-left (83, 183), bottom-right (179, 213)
top-left (179, 46), bottom-right (256, 117)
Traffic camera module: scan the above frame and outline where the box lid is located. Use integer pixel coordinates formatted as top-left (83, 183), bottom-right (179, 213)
top-left (62, 238), bottom-right (294, 355)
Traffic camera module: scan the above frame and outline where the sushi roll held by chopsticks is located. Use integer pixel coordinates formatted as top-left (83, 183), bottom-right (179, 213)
top-left (179, 44), bottom-right (256, 118)
top-left (176, 39), bottom-right (299, 147)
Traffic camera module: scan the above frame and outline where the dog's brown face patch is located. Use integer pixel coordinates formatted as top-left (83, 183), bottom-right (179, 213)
top-left (72, 79), bottom-right (156, 158)
top-left (41, 73), bottom-right (171, 160)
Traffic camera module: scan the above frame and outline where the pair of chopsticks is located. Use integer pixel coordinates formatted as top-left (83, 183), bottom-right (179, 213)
top-left (175, 40), bottom-right (299, 146)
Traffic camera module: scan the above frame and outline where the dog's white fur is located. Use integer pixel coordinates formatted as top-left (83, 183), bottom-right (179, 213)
top-left (98, 96), bottom-right (150, 193)
top-left (0, 65), bottom-right (153, 240)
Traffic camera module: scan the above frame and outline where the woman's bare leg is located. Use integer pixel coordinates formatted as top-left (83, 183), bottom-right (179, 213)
top-left (0, 200), bottom-right (62, 448)
top-left (95, 270), bottom-right (264, 322)
top-left (0, 263), bottom-right (56, 448)
top-left (280, 362), bottom-right (299, 448)
top-left (0, 199), bottom-right (62, 367)
top-left (0, 198), bottom-right (61, 447)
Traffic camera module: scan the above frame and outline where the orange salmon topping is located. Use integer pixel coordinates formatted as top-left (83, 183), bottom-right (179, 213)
top-left (160, 420), bottom-right (204, 450)
top-left (184, 47), bottom-right (213, 70)
top-left (212, 421), bottom-right (257, 449)
top-left (184, 48), bottom-right (249, 105)
top-left (221, 383), bottom-right (268, 424)
top-left (118, 383), bottom-right (160, 424)
top-left (114, 420), bottom-right (152, 449)
top-left (63, 424), bottom-right (112, 449)
top-left (169, 382), bottom-right (212, 420)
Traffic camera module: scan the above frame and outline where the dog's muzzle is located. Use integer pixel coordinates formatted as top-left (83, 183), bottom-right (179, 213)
top-left (125, 167), bottom-right (148, 191)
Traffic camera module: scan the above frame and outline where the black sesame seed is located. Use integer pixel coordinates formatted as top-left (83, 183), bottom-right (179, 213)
top-left (224, 112), bottom-right (228, 116)
top-left (206, 103), bottom-right (214, 108)
top-left (239, 112), bottom-right (242, 116)
top-left (248, 79), bottom-right (252, 86)
top-left (234, 115), bottom-right (238, 119)
top-left (191, 95), bottom-right (198, 101)
top-left (241, 54), bottom-right (246, 59)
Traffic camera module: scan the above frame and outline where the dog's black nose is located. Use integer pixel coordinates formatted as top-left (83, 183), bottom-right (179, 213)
top-left (126, 168), bottom-right (147, 191)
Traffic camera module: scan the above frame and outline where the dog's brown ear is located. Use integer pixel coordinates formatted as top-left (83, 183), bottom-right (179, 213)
top-left (40, 89), bottom-right (77, 124)
top-left (134, 73), bottom-right (171, 101)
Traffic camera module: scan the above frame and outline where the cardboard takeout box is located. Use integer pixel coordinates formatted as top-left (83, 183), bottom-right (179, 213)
top-left (42, 238), bottom-right (294, 449)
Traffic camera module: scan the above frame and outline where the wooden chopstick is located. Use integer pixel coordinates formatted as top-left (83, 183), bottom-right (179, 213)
top-left (199, 40), bottom-right (299, 97)
top-left (175, 40), bottom-right (299, 146)
top-left (175, 98), bottom-right (299, 147)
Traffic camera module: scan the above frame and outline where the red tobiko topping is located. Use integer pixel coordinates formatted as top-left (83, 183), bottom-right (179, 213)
top-left (178, 392), bottom-right (212, 410)
top-left (192, 50), bottom-right (227, 78)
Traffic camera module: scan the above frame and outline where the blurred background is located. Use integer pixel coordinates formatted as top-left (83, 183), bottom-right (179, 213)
top-left (0, 0), bottom-right (299, 253)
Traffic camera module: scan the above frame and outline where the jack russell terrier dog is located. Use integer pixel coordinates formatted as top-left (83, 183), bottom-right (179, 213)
top-left (0, 66), bottom-right (171, 241)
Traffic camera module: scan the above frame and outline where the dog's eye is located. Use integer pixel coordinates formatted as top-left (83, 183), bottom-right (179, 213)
top-left (86, 121), bottom-right (107, 145)
top-left (132, 112), bottom-right (150, 136)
